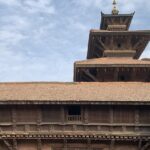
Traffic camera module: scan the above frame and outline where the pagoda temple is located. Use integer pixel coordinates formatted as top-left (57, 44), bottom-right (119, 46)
top-left (0, 1), bottom-right (150, 150)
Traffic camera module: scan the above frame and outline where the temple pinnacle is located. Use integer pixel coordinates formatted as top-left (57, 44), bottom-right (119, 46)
top-left (112, 0), bottom-right (119, 15)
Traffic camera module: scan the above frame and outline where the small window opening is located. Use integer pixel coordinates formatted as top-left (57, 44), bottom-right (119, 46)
top-left (117, 43), bottom-right (121, 48)
top-left (68, 106), bottom-right (81, 115)
top-left (118, 75), bottom-right (125, 81)
top-left (67, 106), bottom-right (81, 122)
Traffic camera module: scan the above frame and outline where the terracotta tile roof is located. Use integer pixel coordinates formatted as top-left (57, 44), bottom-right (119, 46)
top-left (75, 58), bottom-right (150, 67)
top-left (90, 30), bottom-right (150, 35)
top-left (0, 82), bottom-right (149, 102)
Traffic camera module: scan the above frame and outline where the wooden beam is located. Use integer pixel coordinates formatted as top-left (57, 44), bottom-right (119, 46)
top-left (133, 38), bottom-right (145, 49)
top-left (95, 39), bottom-right (104, 50)
top-left (3, 139), bottom-right (13, 150)
top-left (83, 69), bottom-right (98, 82)
top-left (141, 142), bottom-right (150, 150)
top-left (94, 50), bottom-right (102, 58)
top-left (96, 36), bottom-right (108, 50)
top-left (124, 17), bottom-right (129, 24)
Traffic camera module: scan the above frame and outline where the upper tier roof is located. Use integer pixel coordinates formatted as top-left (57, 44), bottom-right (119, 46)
top-left (75, 57), bottom-right (150, 67)
top-left (0, 82), bottom-right (149, 104)
top-left (100, 12), bottom-right (134, 30)
top-left (87, 30), bottom-right (150, 59)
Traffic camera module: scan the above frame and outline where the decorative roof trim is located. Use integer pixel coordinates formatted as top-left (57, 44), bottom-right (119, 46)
top-left (0, 133), bottom-right (149, 140)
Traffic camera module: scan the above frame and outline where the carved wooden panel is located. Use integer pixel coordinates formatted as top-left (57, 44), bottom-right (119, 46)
top-left (139, 106), bottom-right (150, 124)
top-left (113, 106), bottom-right (135, 123)
top-left (15, 106), bottom-right (38, 123)
top-left (42, 105), bottom-right (62, 123)
top-left (0, 107), bottom-right (11, 122)
top-left (88, 106), bottom-right (110, 123)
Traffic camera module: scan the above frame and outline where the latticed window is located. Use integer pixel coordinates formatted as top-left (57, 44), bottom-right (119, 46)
top-left (67, 106), bottom-right (81, 122)
top-left (113, 106), bottom-right (135, 123)
top-left (88, 106), bottom-right (110, 123)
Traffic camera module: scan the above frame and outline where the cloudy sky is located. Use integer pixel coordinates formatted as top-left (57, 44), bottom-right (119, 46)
top-left (0, 0), bottom-right (150, 82)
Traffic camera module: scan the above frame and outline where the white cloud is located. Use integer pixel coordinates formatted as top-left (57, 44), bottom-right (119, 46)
top-left (0, 0), bottom-right (149, 82)
top-left (22, 0), bottom-right (55, 14)
top-left (73, 0), bottom-right (150, 14)
top-left (0, 0), bottom-right (19, 6)
top-left (0, 15), bottom-right (30, 31)
top-left (0, 30), bottom-right (26, 48)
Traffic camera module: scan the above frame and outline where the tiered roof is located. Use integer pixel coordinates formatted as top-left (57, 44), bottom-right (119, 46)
top-left (0, 82), bottom-right (149, 103)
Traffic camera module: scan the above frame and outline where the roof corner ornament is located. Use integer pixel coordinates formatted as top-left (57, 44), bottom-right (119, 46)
top-left (112, 0), bottom-right (119, 15)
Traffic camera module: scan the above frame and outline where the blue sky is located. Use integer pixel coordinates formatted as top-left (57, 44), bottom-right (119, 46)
top-left (0, 0), bottom-right (150, 82)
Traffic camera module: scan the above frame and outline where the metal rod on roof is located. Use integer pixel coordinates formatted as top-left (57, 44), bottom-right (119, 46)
top-left (112, 0), bottom-right (119, 15)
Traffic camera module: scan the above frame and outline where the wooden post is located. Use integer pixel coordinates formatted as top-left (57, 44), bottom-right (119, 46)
top-left (12, 108), bottom-right (17, 131)
top-left (13, 139), bottom-right (18, 150)
top-left (110, 107), bottom-right (113, 132)
top-left (87, 139), bottom-right (91, 150)
top-left (138, 139), bottom-right (142, 150)
top-left (135, 108), bottom-right (139, 131)
top-left (110, 36), bottom-right (114, 50)
top-left (84, 106), bottom-right (88, 124)
top-left (114, 68), bottom-right (119, 81)
top-left (61, 106), bottom-right (65, 124)
top-left (63, 139), bottom-right (67, 150)
top-left (110, 139), bottom-right (115, 150)
top-left (37, 107), bottom-right (42, 132)
top-left (37, 139), bottom-right (42, 150)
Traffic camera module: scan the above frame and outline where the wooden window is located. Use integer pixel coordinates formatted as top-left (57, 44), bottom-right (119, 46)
top-left (88, 106), bottom-right (110, 123)
top-left (113, 106), bottom-right (135, 123)
top-left (0, 107), bottom-right (11, 122)
top-left (16, 106), bottom-right (38, 123)
top-left (67, 106), bottom-right (81, 122)
top-left (42, 105), bottom-right (62, 123)
top-left (139, 107), bottom-right (150, 124)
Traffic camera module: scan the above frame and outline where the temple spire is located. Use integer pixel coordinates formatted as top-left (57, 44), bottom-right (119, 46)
top-left (112, 0), bottom-right (119, 15)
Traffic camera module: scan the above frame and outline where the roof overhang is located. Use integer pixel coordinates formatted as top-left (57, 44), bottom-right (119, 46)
top-left (87, 30), bottom-right (150, 59)
top-left (0, 82), bottom-right (150, 103)
top-left (100, 12), bottom-right (135, 30)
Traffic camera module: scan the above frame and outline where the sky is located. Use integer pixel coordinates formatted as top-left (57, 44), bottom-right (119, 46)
top-left (0, 0), bottom-right (150, 82)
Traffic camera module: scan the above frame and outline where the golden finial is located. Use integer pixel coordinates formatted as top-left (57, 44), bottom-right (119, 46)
top-left (112, 0), bottom-right (119, 15)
